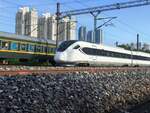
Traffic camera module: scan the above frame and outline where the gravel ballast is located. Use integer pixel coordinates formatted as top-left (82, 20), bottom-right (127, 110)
top-left (0, 71), bottom-right (150, 113)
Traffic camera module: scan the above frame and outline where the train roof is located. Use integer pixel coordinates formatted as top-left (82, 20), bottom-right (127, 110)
top-left (0, 31), bottom-right (56, 45)
top-left (76, 40), bottom-right (125, 50)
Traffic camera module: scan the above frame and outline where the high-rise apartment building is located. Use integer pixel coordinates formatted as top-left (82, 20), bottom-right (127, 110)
top-left (16, 7), bottom-right (29, 35)
top-left (16, 7), bottom-right (38, 37)
top-left (26, 8), bottom-right (38, 37)
top-left (38, 13), bottom-right (56, 40)
top-left (58, 17), bottom-right (68, 41)
top-left (58, 17), bottom-right (76, 41)
top-left (78, 26), bottom-right (86, 41)
top-left (68, 19), bottom-right (76, 40)
top-left (47, 15), bottom-right (57, 40)
top-left (38, 14), bottom-right (49, 39)
top-left (38, 13), bottom-right (48, 38)
top-left (16, 7), bottom-right (76, 41)
top-left (87, 30), bottom-right (94, 42)
top-left (95, 29), bottom-right (103, 44)
top-left (143, 43), bottom-right (150, 50)
top-left (38, 14), bottom-right (76, 41)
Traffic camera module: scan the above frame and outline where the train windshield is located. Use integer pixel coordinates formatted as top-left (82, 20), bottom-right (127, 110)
top-left (57, 40), bottom-right (77, 52)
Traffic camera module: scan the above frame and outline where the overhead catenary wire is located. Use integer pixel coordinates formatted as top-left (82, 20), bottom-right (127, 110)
top-left (1, 0), bottom-right (150, 44)
top-left (71, 0), bottom-right (150, 43)
top-left (116, 19), bottom-right (150, 38)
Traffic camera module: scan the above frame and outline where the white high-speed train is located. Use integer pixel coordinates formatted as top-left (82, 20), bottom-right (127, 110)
top-left (54, 40), bottom-right (150, 66)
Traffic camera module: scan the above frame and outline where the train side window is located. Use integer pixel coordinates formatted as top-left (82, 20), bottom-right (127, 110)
top-left (48, 47), bottom-right (54, 53)
top-left (36, 46), bottom-right (39, 52)
top-left (40, 46), bottom-right (43, 52)
top-left (2, 41), bottom-right (9, 50)
top-left (0, 40), bottom-right (1, 48)
top-left (103, 50), bottom-right (107, 56)
top-left (20, 44), bottom-right (27, 51)
top-left (51, 48), bottom-right (55, 53)
top-left (28, 44), bottom-right (35, 52)
top-left (51, 48), bottom-right (54, 53)
top-left (43, 46), bottom-right (48, 53)
top-left (106, 51), bottom-right (110, 57)
top-left (54, 48), bottom-right (56, 53)
top-left (41, 46), bottom-right (44, 53)
top-left (110, 52), bottom-right (114, 57)
top-left (10, 42), bottom-right (18, 50)
top-left (51, 48), bottom-right (53, 53)
top-left (36, 46), bottom-right (41, 52)
top-left (47, 47), bottom-right (50, 53)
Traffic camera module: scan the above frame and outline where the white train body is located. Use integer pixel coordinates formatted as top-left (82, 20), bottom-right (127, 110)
top-left (54, 40), bottom-right (150, 66)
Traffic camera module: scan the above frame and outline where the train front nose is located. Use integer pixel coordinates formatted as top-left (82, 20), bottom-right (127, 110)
top-left (54, 52), bottom-right (66, 63)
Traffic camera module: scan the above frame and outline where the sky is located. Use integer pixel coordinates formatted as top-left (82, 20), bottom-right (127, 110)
top-left (0, 0), bottom-right (150, 46)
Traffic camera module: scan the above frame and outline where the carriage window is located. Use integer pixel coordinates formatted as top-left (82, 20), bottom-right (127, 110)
top-left (28, 44), bottom-right (35, 52)
top-left (48, 47), bottom-right (55, 53)
top-left (20, 44), bottom-right (27, 51)
top-left (43, 46), bottom-right (48, 53)
top-left (11, 42), bottom-right (18, 50)
top-left (0, 40), bottom-right (1, 48)
top-left (51, 48), bottom-right (54, 53)
top-left (52, 48), bottom-right (56, 53)
top-left (2, 41), bottom-right (9, 50)
top-left (48, 48), bottom-right (51, 53)
top-left (53, 48), bottom-right (56, 53)
top-left (36, 46), bottom-right (43, 52)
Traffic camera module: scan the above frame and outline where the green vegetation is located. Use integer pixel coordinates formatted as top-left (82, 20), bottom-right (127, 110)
top-left (118, 44), bottom-right (150, 54)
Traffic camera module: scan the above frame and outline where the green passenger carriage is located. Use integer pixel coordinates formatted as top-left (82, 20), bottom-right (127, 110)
top-left (0, 31), bottom-right (56, 65)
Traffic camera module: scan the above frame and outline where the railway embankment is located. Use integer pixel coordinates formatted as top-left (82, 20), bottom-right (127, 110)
top-left (0, 71), bottom-right (150, 113)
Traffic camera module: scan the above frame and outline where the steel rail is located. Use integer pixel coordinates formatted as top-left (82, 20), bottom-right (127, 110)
top-left (0, 67), bottom-right (149, 76)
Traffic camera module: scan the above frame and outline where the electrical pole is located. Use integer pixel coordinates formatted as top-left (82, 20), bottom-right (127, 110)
top-left (56, 3), bottom-right (61, 49)
top-left (91, 12), bottom-right (100, 43)
top-left (137, 34), bottom-right (139, 51)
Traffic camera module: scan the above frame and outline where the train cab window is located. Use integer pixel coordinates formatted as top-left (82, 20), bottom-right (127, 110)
top-left (10, 42), bottom-right (18, 50)
top-left (28, 44), bottom-right (35, 52)
top-left (73, 45), bottom-right (80, 49)
top-left (2, 41), bottom-right (9, 50)
top-left (20, 44), bottom-right (27, 51)
top-left (57, 40), bottom-right (78, 52)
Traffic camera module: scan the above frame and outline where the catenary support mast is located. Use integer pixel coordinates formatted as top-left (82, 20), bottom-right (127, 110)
top-left (56, 3), bottom-right (60, 49)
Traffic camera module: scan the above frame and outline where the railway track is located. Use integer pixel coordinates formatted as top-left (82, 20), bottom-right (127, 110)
top-left (0, 67), bottom-right (150, 76)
